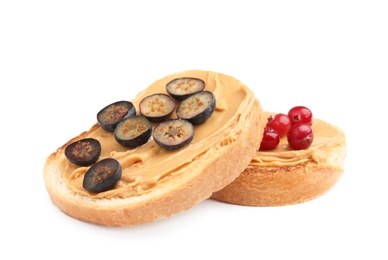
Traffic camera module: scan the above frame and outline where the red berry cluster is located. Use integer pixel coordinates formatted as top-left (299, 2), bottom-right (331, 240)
top-left (260, 106), bottom-right (314, 151)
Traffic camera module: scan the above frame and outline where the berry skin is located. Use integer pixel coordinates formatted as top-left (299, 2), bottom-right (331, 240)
top-left (266, 113), bottom-right (291, 137)
top-left (259, 127), bottom-right (280, 151)
top-left (288, 106), bottom-right (313, 126)
top-left (287, 124), bottom-right (314, 150)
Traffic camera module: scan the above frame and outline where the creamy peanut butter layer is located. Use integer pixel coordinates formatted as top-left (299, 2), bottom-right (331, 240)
top-left (251, 112), bottom-right (345, 167)
top-left (58, 70), bottom-right (257, 199)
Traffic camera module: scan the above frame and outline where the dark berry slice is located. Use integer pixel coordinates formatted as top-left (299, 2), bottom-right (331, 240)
top-left (114, 115), bottom-right (152, 148)
top-left (139, 93), bottom-right (176, 122)
top-left (287, 124), bottom-right (314, 150)
top-left (266, 113), bottom-right (291, 137)
top-left (176, 91), bottom-right (216, 125)
top-left (288, 106), bottom-right (313, 126)
top-left (166, 77), bottom-right (206, 101)
top-left (65, 138), bottom-right (101, 166)
top-left (97, 101), bottom-right (136, 131)
top-left (83, 158), bottom-right (122, 193)
top-left (153, 119), bottom-right (194, 150)
top-left (259, 127), bottom-right (280, 151)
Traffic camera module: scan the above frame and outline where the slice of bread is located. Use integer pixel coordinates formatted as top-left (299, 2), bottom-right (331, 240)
top-left (43, 70), bottom-right (265, 226)
top-left (211, 113), bottom-right (346, 206)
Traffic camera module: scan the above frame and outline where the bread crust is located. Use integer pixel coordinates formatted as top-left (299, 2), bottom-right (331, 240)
top-left (43, 71), bottom-right (265, 226)
top-left (211, 119), bottom-right (346, 206)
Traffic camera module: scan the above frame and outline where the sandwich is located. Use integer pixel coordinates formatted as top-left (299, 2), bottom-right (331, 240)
top-left (43, 70), bottom-right (265, 226)
top-left (212, 110), bottom-right (346, 206)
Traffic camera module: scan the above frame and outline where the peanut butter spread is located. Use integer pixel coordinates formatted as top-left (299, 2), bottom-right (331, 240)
top-left (58, 70), bottom-right (257, 199)
top-left (250, 112), bottom-right (345, 167)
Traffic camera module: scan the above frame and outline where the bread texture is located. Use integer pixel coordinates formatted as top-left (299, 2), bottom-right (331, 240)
top-left (211, 116), bottom-right (346, 206)
top-left (43, 70), bottom-right (265, 226)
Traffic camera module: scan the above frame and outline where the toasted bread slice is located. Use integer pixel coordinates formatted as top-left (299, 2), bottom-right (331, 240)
top-left (211, 113), bottom-right (346, 206)
top-left (43, 70), bottom-right (265, 226)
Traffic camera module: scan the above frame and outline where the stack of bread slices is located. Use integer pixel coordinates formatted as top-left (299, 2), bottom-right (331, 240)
top-left (43, 70), bottom-right (346, 227)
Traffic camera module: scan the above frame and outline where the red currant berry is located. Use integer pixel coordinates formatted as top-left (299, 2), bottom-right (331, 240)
top-left (266, 113), bottom-right (291, 137)
top-left (287, 124), bottom-right (314, 150)
top-left (288, 106), bottom-right (313, 126)
top-left (259, 127), bottom-right (280, 150)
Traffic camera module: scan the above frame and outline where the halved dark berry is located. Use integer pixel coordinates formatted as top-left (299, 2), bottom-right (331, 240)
top-left (114, 115), bottom-right (152, 148)
top-left (153, 119), bottom-right (194, 150)
top-left (65, 138), bottom-right (101, 166)
top-left (97, 101), bottom-right (136, 131)
top-left (176, 91), bottom-right (216, 125)
top-left (83, 158), bottom-right (122, 193)
top-left (166, 77), bottom-right (205, 101)
top-left (139, 93), bottom-right (176, 122)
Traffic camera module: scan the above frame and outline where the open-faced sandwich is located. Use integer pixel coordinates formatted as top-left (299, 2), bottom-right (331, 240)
top-left (212, 108), bottom-right (346, 206)
top-left (43, 70), bottom-right (266, 226)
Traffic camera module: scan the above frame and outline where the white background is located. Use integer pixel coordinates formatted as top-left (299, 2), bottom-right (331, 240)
top-left (1, 0), bottom-right (387, 259)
